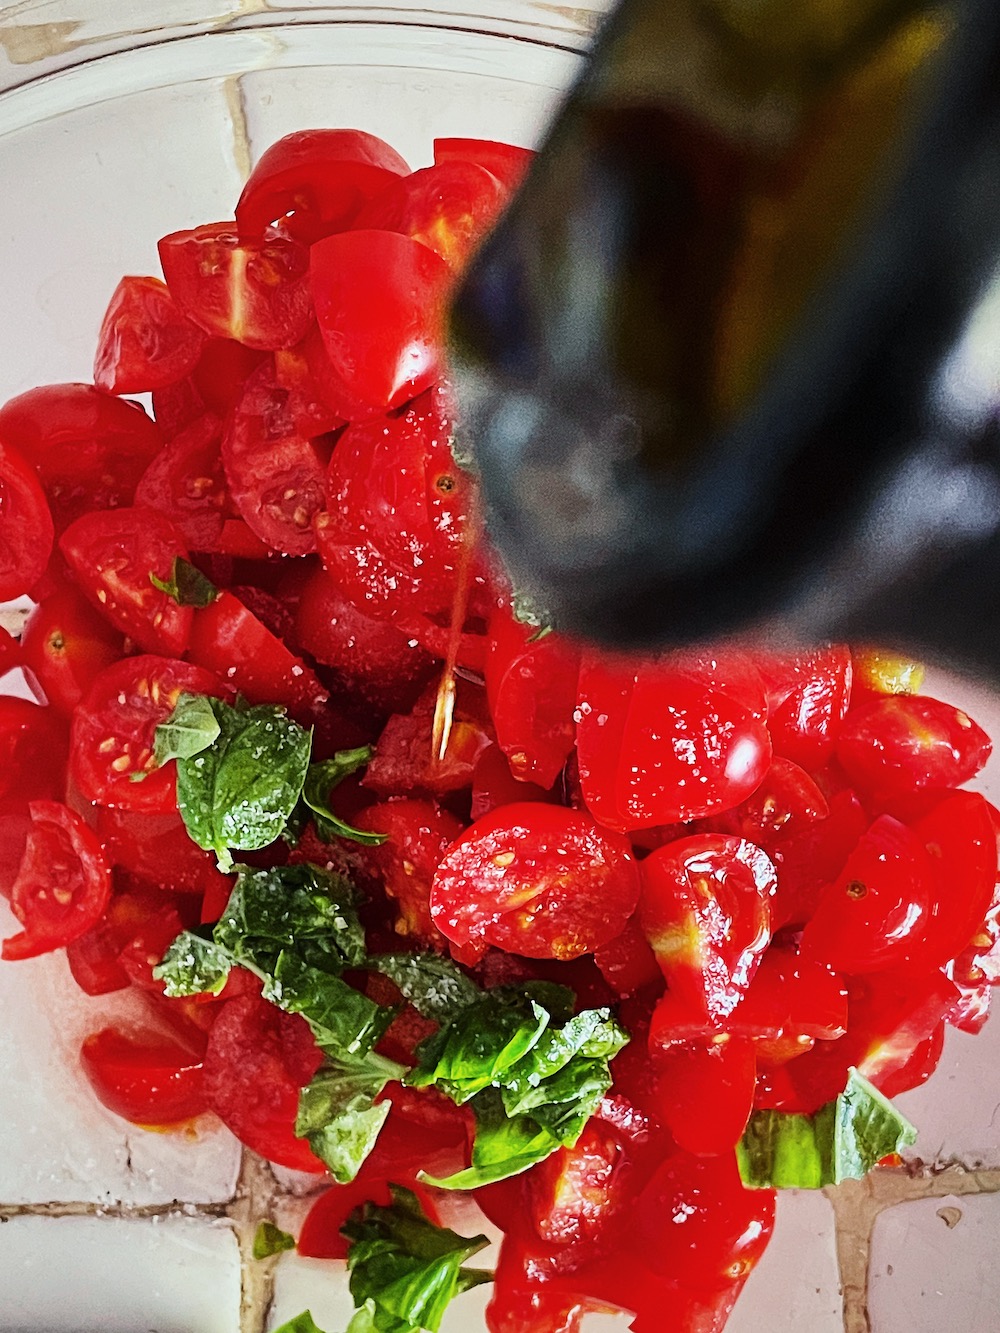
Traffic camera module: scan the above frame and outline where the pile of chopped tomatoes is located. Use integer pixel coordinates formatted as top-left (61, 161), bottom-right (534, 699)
top-left (1, 128), bottom-right (998, 1333)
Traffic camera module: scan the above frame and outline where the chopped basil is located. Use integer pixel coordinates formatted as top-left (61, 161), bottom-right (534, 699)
top-left (263, 951), bottom-right (394, 1057)
top-left (155, 929), bottom-right (232, 997)
top-left (170, 697), bottom-right (312, 870)
top-left (296, 1049), bottom-right (403, 1184)
top-left (252, 1220), bottom-right (295, 1260)
top-left (271, 1314), bottom-right (329, 1333)
top-left (342, 1185), bottom-right (491, 1333)
top-left (149, 556), bottom-right (218, 608)
top-left (152, 692), bottom-right (221, 768)
top-left (372, 953), bottom-right (479, 1023)
top-left (737, 1067), bottom-right (918, 1190)
top-left (303, 747), bottom-right (389, 847)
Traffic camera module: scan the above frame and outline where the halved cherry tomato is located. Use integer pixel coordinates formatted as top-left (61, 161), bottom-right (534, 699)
top-left (158, 224), bottom-right (313, 350)
top-left (907, 790), bottom-right (998, 967)
top-left (430, 802), bottom-right (641, 961)
top-left (274, 326), bottom-right (368, 432)
top-left (639, 834), bottom-right (775, 1022)
top-left (0, 696), bottom-right (70, 802)
top-left (236, 128), bottom-right (410, 243)
top-left (355, 160), bottom-right (506, 269)
top-left (134, 412), bottom-right (228, 550)
top-left (526, 1121), bottom-right (625, 1246)
top-left (81, 1022), bottom-right (208, 1124)
top-left (576, 656), bottom-right (772, 831)
top-left (317, 387), bottom-right (480, 625)
top-left (363, 677), bottom-right (493, 797)
top-left (0, 624), bottom-right (21, 681)
top-left (94, 275), bottom-right (206, 394)
top-left (752, 645), bottom-right (852, 770)
top-left (221, 361), bottom-right (331, 556)
top-left (0, 383), bottom-right (162, 530)
top-left (0, 441), bottom-right (54, 600)
top-left (59, 506), bottom-right (193, 655)
top-left (593, 915), bottom-right (662, 999)
top-left (470, 743), bottom-right (554, 821)
top-left (2, 800), bottom-right (112, 960)
top-left (670, 646), bottom-right (769, 720)
top-left (836, 694), bottom-right (991, 796)
top-left (714, 757), bottom-right (829, 853)
top-left (433, 136), bottom-right (535, 190)
top-left (486, 605), bottom-right (580, 788)
top-left (201, 994), bottom-right (326, 1172)
top-left (769, 787), bottom-right (868, 929)
top-left (95, 805), bottom-right (234, 897)
top-left (69, 655), bottom-right (228, 812)
top-left (20, 582), bottom-right (124, 715)
top-left (648, 1038), bottom-right (757, 1156)
top-left (310, 229), bottom-right (450, 409)
top-left (66, 885), bottom-right (196, 996)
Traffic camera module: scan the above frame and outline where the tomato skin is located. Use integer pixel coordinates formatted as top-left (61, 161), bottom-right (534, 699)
top-left (236, 128), bottom-right (410, 243)
top-left (20, 583), bottom-right (124, 716)
top-left (769, 786), bottom-right (868, 929)
top-left (221, 361), bottom-right (330, 556)
top-left (2, 801), bottom-right (112, 961)
top-left (430, 802), bottom-right (641, 961)
top-left (639, 835), bottom-right (776, 1022)
top-left (70, 655), bottom-right (228, 812)
top-left (201, 994), bottom-right (326, 1173)
top-left (907, 790), bottom-right (998, 967)
top-left (433, 136), bottom-right (535, 190)
top-left (94, 805), bottom-right (233, 896)
top-left (80, 1023), bottom-right (208, 1124)
top-left (134, 412), bottom-right (228, 550)
top-left (836, 695), bottom-right (991, 796)
top-left (187, 589), bottom-right (328, 723)
top-left (310, 229), bottom-right (450, 409)
top-left (0, 696), bottom-right (70, 803)
top-left (94, 275), bottom-right (206, 394)
top-left (593, 915), bottom-right (662, 999)
top-left (363, 679), bottom-right (493, 798)
top-left (471, 744), bottom-right (554, 821)
top-left (752, 645), bottom-right (852, 770)
top-left (486, 606), bottom-right (580, 788)
top-left (649, 1038), bottom-right (757, 1156)
top-left (576, 656), bottom-right (772, 832)
top-left (158, 224), bottom-right (314, 350)
top-left (317, 387), bottom-right (479, 628)
top-left (65, 886), bottom-right (193, 996)
top-left (0, 442), bottom-right (55, 600)
top-left (0, 383), bottom-right (162, 530)
top-left (355, 160), bottom-right (506, 269)
top-left (526, 1121), bottom-right (625, 1246)
top-left (59, 506), bottom-right (193, 655)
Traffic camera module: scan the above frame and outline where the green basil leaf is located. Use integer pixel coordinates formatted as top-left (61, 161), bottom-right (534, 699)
top-left (296, 1049), bottom-right (404, 1184)
top-left (270, 1313), bottom-right (329, 1333)
top-left (304, 748), bottom-right (389, 846)
top-left (264, 951), bottom-right (395, 1056)
top-left (342, 1186), bottom-right (490, 1333)
top-left (149, 556), bottom-right (218, 608)
top-left (252, 1220), bottom-right (296, 1260)
top-left (737, 1067), bottom-right (918, 1189)
top-left (421, 1089), bottom-right (562, 1191)
top-left (407, 993), bottom-right (552, 1103)
top-left (152, 692), bottom-right (221, 767)
top-left (153, 929), bottom-right (232, 997)
top-left (372, 953), bottom-right (479, 1023)
top-left (344, 1301), bottom-right (379, 1333)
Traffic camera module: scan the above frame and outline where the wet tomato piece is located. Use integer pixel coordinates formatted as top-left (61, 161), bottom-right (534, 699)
top-left (81, 1023), bottom-right (208, 1125)
top-left (70, 655), bottom-right (228, 812)
top-left (59, 506), bottom-right (193, 655)
top-left (0, 441), bottom-right (54, 600)
top-left (0, 695), bottom-right (70, 804)
top-left (752, 644), bottom-right (852, 770)
top-left (526, 1121), bottom-right (625, 1246)
top-left (639, 834), bottom-right (776, 1022)
top-left (20, 582), bottom-right (124, 716)
top-left (134, 412), bottom-right (228, 550)
top-left (2, 801), bottom-right (112, 961)
top-left (93, 275), bottom-right (206, 394)
top-left (836, 694), bottom-right (991, 796)
top-left (0, 383), bottom-right (161, 530)
top-left (769, 787), bottom-right (868, 929)
top-left (470, 744), bottom-right (554, 822)
top-left (430, 802), bottom-right (641, 961)
top-left (433, 136), bottom-right (535, 190)
top-left (908, 790), bottom-right (998, 967)
top-left (648, 1038), bottom-right (757, 1156)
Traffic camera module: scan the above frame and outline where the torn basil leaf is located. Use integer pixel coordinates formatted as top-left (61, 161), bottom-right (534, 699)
top-left (371, 953), bottom-right (479, 1023)
top-left (270, 1313), bottom-right (329, 1333)
top-left (152, 691), bottom-right (221, 767)
top-left (296, 1049), bottom-right (403, 1184)
top-left (149, 556), bottom-right (218, 608)
top-left (155, 929), bottom-right (232, 997)
top-left (252, 1220), bottom-right (296, 1260)
top-left (737, 1067), bottom-right (918, 1189)
top-left (303, 747), bottom-right (389, 847)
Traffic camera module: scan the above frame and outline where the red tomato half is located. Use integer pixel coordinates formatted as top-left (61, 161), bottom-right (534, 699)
top-left (20, 583), bottom-right (124, 715)
top-left (752, 645), bottom-right (852, 770)
top-left (81, 1022), bottom-right (208, 1124)
top-left (70, 655), bottom-right (227, 812)
top-left (158, 224), bottom-right (313, 350)
top-left (59, 506), bottom-right (193, 655)
top-left (236, 128), bottom-right (411, 243)
top-left (0, 696), bottom-right (69, 803)
top-left (202, 994), bottom-right (326, 1172)
top-left (430, 802), bottom-right (641, 961)
top-left (310, 230), bottom-right (450, 409)
top-left (133, 412), bottom-right (228, 550)
top-left (640, 835), bottom-right (776, 1021)
top-left (355, 160), bottom-right (506, 269)
top-left (0, 383), bottom-right (161, 530)
top-left (94, 276), bottom-right (206, 394)
top-left (0, 442), bottom-right (54, 600)
top-left (2, 801), bottom-right (112, 960)
top-left (908, 791), bottom-right (998, 967)
top-left (836, 695), bottom-right (991, 796)
top-left (649, 1038), bottom-right (757, 1156)
top-left (576, 656), bottom-right (772, 831)
top-left (433, 136), bottom-right (535, 190)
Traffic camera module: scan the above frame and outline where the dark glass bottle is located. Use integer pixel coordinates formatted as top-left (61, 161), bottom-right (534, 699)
top-left (450, 0), bottom-right (1000, 674)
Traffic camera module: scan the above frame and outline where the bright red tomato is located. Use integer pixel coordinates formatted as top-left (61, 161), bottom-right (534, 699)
top-left (236, 128), bottom-right (410, 243)
top-left (221, 361), bottom-right (330, 556)
top-left (0, 696), bottom-right (70, 803)
top-left (20, 582), bottom-right (124, 715)
top-left (158, 223), bottom-right (313, 350)
top-left (576, 655), bottom-right (772, 831)
top-left (769, 786), bottom-right (869, 929)
top-left (710, 757), bottom-right (829, 852)
top-left (907, 790), bottom-right (998, 967)
top-left (0, 383), bottom-right (161, 530)
top-left (430, 802), bottom-right (641, 961)
top-left (2, 800), bottom-right (112, 960)
top-left (433, 136), bottom-right (535, 190)
top-left (94, 275), bottom-right (206, 394)
top-left (0, 625), bottom-right (21, 681)
top-left (274, 326), bottom-right (369, 432)
top-left (81, 1022), bottom-right (208, 1124)
top-left (362, 678), bottom-right (493, 798)
top-left (65, 885), bottom-right (196, 996)
top-left (201, 994), bottom-right (326, 1172)
top-left (355, 160), bottom-right (506, 269)
top-left (639, 835), bottom-right (775, 1022)
top-left (526, 1121), bottom-right (625, 1246)
top-left (752, 645), bottom-right (852, 770)
top-left (59, 506), bottom-right (193, 655)
top-left (70, 655), bottom-right (227, 812)
top-left (94, 805), bottom-right (234, 897)
top-left (836, 694), bottom-right (991, 796)
top-left (134, 412), bottom-right (228, 551)
top-left (0, 441), bottom-right (54, 600)
top-left (470, 743), bottom-right (554, 821)
top-left (310, 229), bottom-right (450, 409)
top-left (648, 1038), bottom-right (757, 1156)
